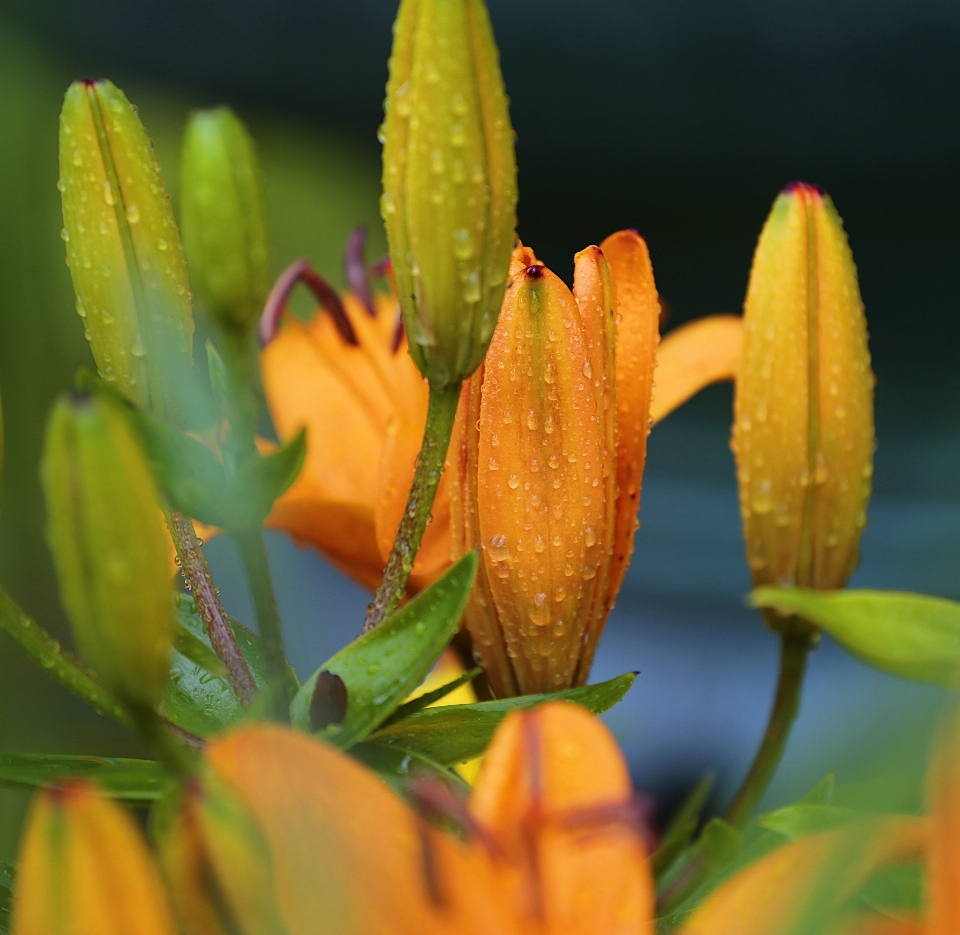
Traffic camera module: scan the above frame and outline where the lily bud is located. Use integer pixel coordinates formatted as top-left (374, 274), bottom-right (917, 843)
top-left (156, 775), bottom-right (287, 935)
top-left (59, 79), bottom-right (194, 424)
top-left (450, 238), bottom-right (659, 696)
top-left (180, 107), bottom-right (269, 334)
top-left (732, 184), bottom-right (874, 592)
top-left (41, 392), bottom-right (174, 711)
top-left (380, 0), bottom-right (518, 388)
top-left (12, 780), bottom-right (176, 935)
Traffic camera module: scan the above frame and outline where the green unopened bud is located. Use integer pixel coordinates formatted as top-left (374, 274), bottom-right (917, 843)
top-left (380, 0), bottom-right (518, 388)
top-left (180, 107), bottom-right (269, 334)
top-left (41, 392), bottom-right (174, 711)
top-left (59, 79), bottom-right (195, 425)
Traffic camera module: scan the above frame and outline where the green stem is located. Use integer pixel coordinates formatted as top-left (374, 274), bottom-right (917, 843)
top-left (128, 706), bottom-right (198, 777)
top-left (723, 621), bottom-right (813, 828)
top-left (166, 510), bottom-right (257, 707)
top-left (362, 382), bottom-right (461, 634)
top-left (234, 528), bottom-right (289, 720)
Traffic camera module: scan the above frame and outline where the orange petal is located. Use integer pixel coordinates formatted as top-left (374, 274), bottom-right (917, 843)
top-left (649, 315), bottom-right (743, 425)
top-left (266, 492), bottom-right (384, 592)
top-left (678, 819), bottom-right (925, 935)
top-left (598, 231), bottom-right (660, 620)
top-left (206, 725), bottom-right (520, 935)
top-left (477, 260), bottom-right (604, 694)
top-left (12, 781), bottom-right (176, 935)
top-left (375, 411), bottom-right (453, 590)
top-left (470, 702), bottom-right (655, 935)
top-left (929, 706), bottom-right (960, 935)
top-left (571, 245), bottom-right (618, 685)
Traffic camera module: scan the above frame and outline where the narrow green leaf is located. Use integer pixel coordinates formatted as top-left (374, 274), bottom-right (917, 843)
top-left (699, 817), bottom-right (742, 869)
top-left (800, 772), bottom-right (836, 806)
top-left (367, 673), bottom-right (636, 767)
top-left (0, 753), bottom-right (168, 802)
top-left (652, 773), bottom-right (715, 877)
top-left (752, 586), bottom-right (960, 686)
top-left (381, 667), bottom-right (482, 727)
top-left (175, 621), bottom-right (228, 678)
top-left (290, 553), bottom-right (478, 745)
top-left (229, 428), bottom-right (306, 528)
top-left (0, 582), bottom-right (133, 728)
top-left (857, 862), bottom-right (924, 918)
top-left (349, 739), bottom-right (470, 797)
top-left (0, 857), bottom-right (12, 935)
top-left (759, 804), bottom-right (868, 841)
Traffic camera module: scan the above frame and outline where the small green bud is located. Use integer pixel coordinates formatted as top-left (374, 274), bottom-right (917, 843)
top-left (41, 392), bottom-right (174, 711)
top-left (380, 0), bottom-right (518, 388)
top-left (59, 79), bottom-right (195, 425)
top-left (180, 107), bottom-right (269, 334)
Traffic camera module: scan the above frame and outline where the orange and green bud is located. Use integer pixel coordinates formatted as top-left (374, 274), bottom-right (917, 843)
top-left (732, 183), bottom-right (874, 593)
top-left (450, 236), bottom-right (660, 696)
top-left (59, 79), bottom-right (194, 424)
top-left (180, 107), bottom-right (269, 334)
top-left (41, 392), bottom-right (174, 711)
top-left (12, 780), bottom-right (176, 935)
top-left (156, 774), bottom-right (287, 935)
top-left (380, 0), bottom-right (518, 388)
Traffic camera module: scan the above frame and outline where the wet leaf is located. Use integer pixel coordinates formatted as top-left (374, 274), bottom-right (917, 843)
top-left (290, 553), bottom-right (478, 746)
top-left (367, 672), bottom-right (635, 766)
top-left (349, 739), bottom-right (469, 797)
top-left (0, 754), bottom-right (168, 803)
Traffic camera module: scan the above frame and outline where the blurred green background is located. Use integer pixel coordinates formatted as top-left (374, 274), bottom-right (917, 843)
top-left (1, 0), bottom-right (959, 855)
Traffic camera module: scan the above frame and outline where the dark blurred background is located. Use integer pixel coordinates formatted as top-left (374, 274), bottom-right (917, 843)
top-left (1, 0), bottom-right (958, 854)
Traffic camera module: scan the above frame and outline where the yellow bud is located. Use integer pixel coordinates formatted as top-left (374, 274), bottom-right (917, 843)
top-left (59, 79), bottom-right (195, 424)
top-left (12, 780), bottom-right (176, 935)
top-left (180, 107), bottom-right (269, 334)
top-left (156, 774), bottom-right (287, 935)
top-left (380, 0), bottom-right (518, 388)
top-left (732, 183), bottom-right (874, 592)
top-left (41, 392), bottom-right (174, 710)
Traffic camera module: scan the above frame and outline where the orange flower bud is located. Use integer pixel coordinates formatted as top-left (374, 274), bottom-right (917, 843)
top-left (451, 237), bottom-right (660, 696)
top-left (732, 184), bottom-right (874, 592)
top-left (12, 781), bottom-right (176, 935)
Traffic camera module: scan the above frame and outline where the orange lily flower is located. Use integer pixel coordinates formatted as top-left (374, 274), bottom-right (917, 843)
top-left (262, 237), bottom-right (742, 608)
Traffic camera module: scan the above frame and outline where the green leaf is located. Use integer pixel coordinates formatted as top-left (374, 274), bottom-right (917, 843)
top-left (857, 862), bottom-right (924, 918)
top-left (162, 594), bottom-right (297, 738)
top-left (230, 429), bottom-right (306, 528)
top-left (367, 673), bottom-right (636, 767)
top-left (759, 804), bottom-right (868, 841)
top-left (380, 667), bottom-right (482, 727)
top-left (175, 621), bottom-right (228, 678)
top-left (800, 772), bottom-right (836, 806)
top-left (290, 553), bottom-right (478, 746)
top-left (0, 753), bottom-right (169, 802)
top-left (699, 817), bottom-right (742, 869)
top-left (751, 587), bottom-right (960, 686)
top-left (349, 739), bottom-right (470, 797)
top-left (652, 773), bottom-right (715, 877)
top-left (0, 857), bottom-right (12, 935)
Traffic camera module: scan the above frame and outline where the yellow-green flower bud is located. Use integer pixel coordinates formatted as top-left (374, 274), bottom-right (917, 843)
top-left (41, 392), bottom-right (175, 711)
top-left (380, 0), bottom-right (518, 388)
top-left (732, 183), bottom-right (874, 593)
top-left (180, 107), bottom-right (269, 334)
top-left (59, 79), bottom-right (195, 425)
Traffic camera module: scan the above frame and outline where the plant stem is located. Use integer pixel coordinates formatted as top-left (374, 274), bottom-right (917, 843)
top-left (233, 527), bottom-right (289, 720)
top-left (723, 621), bottom-right (814, 828)
top-left (167, 510), bottom-right (257, 707)
top-left (362, 382), bottom-right (461, 633)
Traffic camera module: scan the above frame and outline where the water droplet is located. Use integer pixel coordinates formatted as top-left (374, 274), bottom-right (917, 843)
top-left (528, 593), bottom-right (549, 626)
top-left (526, 410), bottom-right (538, 430)
top-left (567, 452), bottom-right (577, 463)
top-left (157, 238), bottom-right (168, 251)
top-left (452, 228), bottom-right (474, 260)
top-left (82, 256), bottom-right (92, 269)
top-left (425, 61), bottom-right (440, 83)
top-left (815, 452), bottom-right (829, 484)
top-left (60, 228), bottom-right (70, 242)
top-left (583, 564), bottom-right (597, 580)
top-left (488, 457), bottom-right (499, 471)
top-left (125, 204), bottom-right (140, 224)
top-left (488, 535), bottom-right (510, 562)
top-left (71, 149), bottom-right (82, 167)
top-left (430, 149), bottom-right (445, 175)
top-left (451, 92), bottom-right (468, 115)
top-left (131, 334), bottom-right (146, 357)
top-left (752, 478), bottom-right (772, 514)
top-left (463, 272), bottom-right (481, 303)
top-left (507, 473), bottom-right (520, 489)
top-left (544, 416), bottom-right (555, 435)
top-left (394, 81), bottom-right (411, 117)
top-left (103, 180), bottom-right (116, 205)
top-left (553, 587), bottom-right (566, 603)
top-left (449, 123), bottom-right (467, 146)
top-left (583, 360), bottom-right (592, 379)
top-left (584, 528), bottom-right (597, 547)
top-left (380, 192), bottom-right (397, 215)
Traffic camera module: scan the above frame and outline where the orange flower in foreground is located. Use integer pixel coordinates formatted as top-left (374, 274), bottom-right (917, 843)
top-left (263, 241), bottom-right (742, 608)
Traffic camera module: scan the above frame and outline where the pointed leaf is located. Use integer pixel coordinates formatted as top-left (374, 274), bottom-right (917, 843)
top-left (856, 862), bottom-right (924, 918)
top-left (759, 804), bottom-right (869, 841)
top-left (379, 667), bottom-right (482, 727)
top-left (0, 754), bottom-right (168, 802)
top-left (228, 428), bottom-right (307, 529)
top-left (290, 553), bottom-right (478, 745)
top-left (652, 773), bottom-right (715, 877)
top-left (367, 672), bottom-right (635, 766)
top-left (700, 817), bottom-right (743, 869)
top-left (800, 773), bottom-right (836, 806)
top-left (349, 739), bottom-right (470, 797)
top-left (752, 587), bottom-right (960, 686)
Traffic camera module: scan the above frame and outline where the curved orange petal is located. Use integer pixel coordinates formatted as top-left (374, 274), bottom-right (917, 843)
top-left (598, 231), bottom-right (660, 617)
top-left (13, 781), bottom-right (176, 935)
top-left (678, 819), bottom-right (925, 935)
top-left (650, 315), bottom-right (742, 425)
top-left (470, 702), bottom-right (654, 935)
top-left (266, 493), bottom-right (384, 591)
top-left (929, 706), bottom-right (960, 935)
top-left (206, 725), bottom-right (520, 935)
top-left (375, 411), bottom-right (453, 590)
